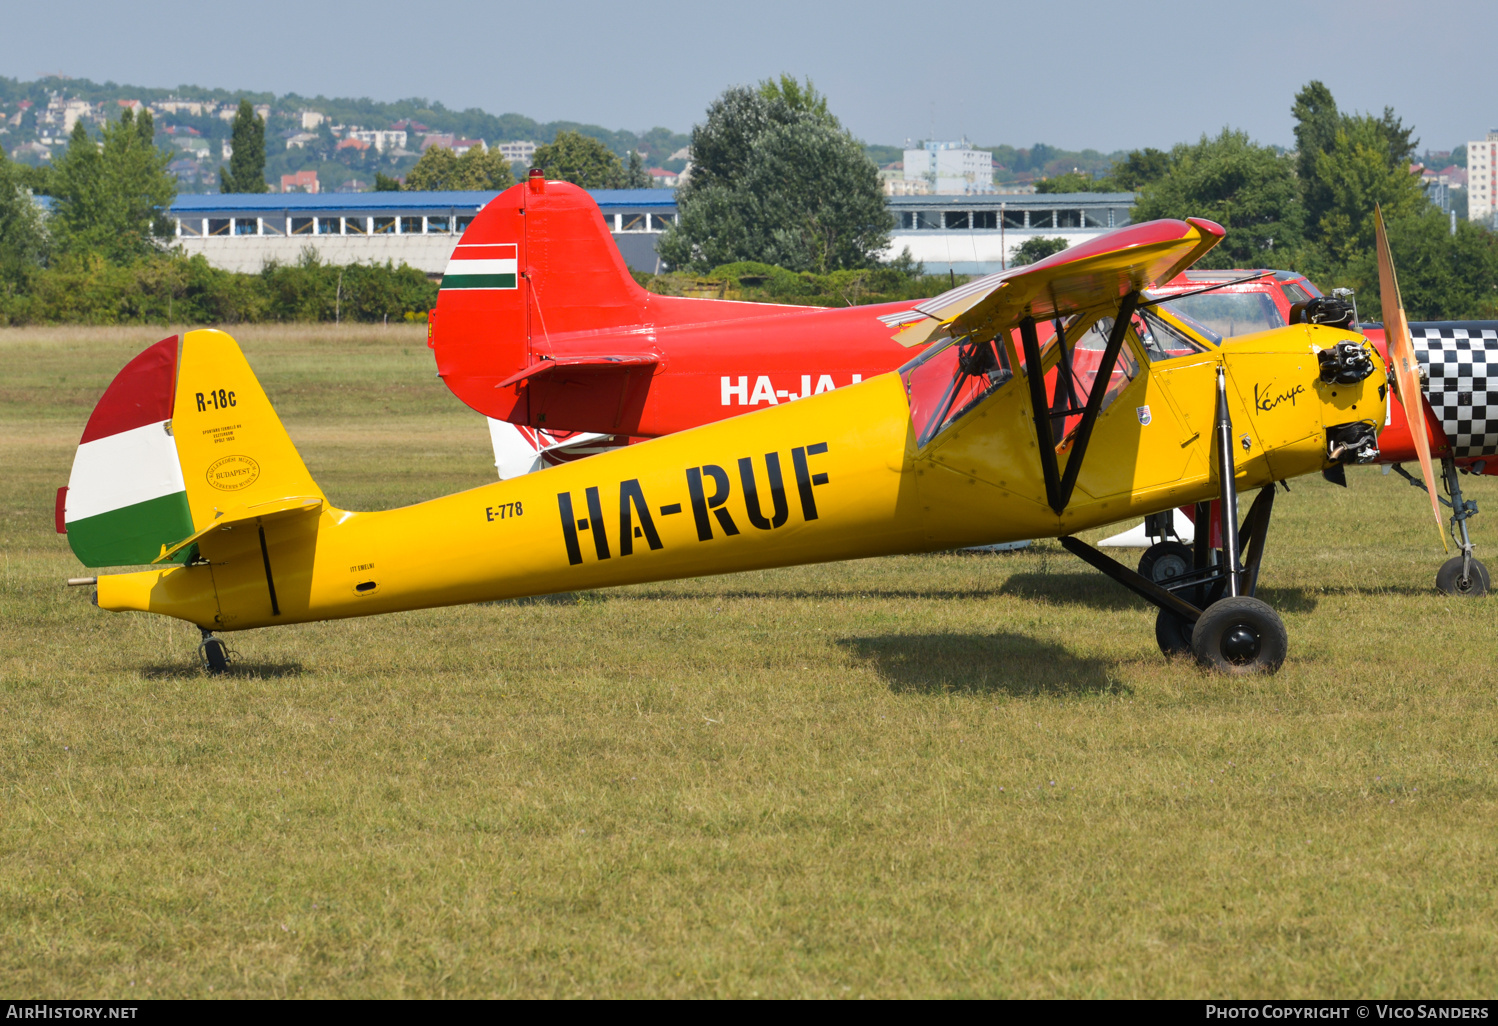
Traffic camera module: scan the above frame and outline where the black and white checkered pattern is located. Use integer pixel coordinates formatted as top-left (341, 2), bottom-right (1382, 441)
top-left (1413, 322), bottom-right (1498, 457)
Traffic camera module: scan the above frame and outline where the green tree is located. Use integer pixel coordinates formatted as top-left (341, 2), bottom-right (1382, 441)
top-left (1035, 171), bottom-right (1103, 193)
top-left (404, 145), bottom-right (514, 190)
top-left (0, 149), bottom-right (50, 286)
top-left (677, 85), bottom-right (824, 197)
top-left (741, 119), bottom-right (892, 273)
top-left (625, 150), bottom-right (650, 188)
top-left (757, 74), bottom-right (833, 122)
top-left (1330, 207), bottom-right (1498, 320)
top-left (1311, 118), bottom-right (1428, 267)
top-left (220, 99), bottom-right (267, 193)
top-left (405, 146), bottom-right (457, 189)
top-left (531, 130), bottom-right (626, 188)
top-left (1011, 237), bottom-right (1069, 266)
top-left (373, 171), bottom-right (403, 191)
top-left (659, 80), bottom-right (889, 273)
top-left (1293, 80), bottom-right (1420, 251)
top-left (49, 107), bottom-right (175, 262)
top-left (1131, 129), bottom-right (1302, 268)
top-left (1106, 148), bottom-right (1171, 190)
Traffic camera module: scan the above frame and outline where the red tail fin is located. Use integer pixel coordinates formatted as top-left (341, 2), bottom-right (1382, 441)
top-left (430, 178), bottom-right (652, 422)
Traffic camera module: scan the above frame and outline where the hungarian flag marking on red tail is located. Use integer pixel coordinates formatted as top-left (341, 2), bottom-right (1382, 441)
top-left (442, 243), bottom-right (518, 290)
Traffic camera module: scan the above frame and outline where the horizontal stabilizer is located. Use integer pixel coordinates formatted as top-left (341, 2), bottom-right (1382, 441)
top-left (494, 354), bottom-right (659, 390)
top-left (152, 495), bottom-right (323, 564)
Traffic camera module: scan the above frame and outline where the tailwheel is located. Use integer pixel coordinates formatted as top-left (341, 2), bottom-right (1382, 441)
top-left (1436, 556), bottom-right (1490, 597)
top-left (1138, 540), bottom-right (1193, 585)
top-left (199, 629), bottom-right (230, 674)
top-left (1190, 597), bottom-right (1287, 675)
top-left (1154, 607), bottom-right (1195, 657)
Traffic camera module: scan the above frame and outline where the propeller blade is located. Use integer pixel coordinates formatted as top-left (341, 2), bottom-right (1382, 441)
top-left (1374, 205), bottom-right (1447, 551)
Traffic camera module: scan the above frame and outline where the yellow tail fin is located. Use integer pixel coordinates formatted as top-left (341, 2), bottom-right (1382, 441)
top-left (172, 329), bottom-right (323, 530)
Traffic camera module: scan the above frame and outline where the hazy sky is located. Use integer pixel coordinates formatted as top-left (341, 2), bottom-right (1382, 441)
top-left (4, 0), bottom-right (1491, 153)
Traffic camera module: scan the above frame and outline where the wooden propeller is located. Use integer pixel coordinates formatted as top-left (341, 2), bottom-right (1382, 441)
top-left (1374, 204), bottom-right (1446, 551)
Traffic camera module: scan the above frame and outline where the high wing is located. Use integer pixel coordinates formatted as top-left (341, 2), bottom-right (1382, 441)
top-left (885, 218), bottom-right (1225, 347)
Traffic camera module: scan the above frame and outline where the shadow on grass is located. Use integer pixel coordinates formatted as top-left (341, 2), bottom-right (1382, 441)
top-left (999, 573), bottom-right (1324, 614)
top-left (610, 586), bottom-right (1009, 603)
top-left (140, 661), bottom-right (307, 680)
top-left (998, 572), bottom-right (1145, 610)
top-left (837, 632), bottom-right (1127, 696)
top-left (479, 592), bottom-right (586, 607)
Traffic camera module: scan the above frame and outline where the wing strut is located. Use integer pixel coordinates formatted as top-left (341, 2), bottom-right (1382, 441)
top-left (1049, 316), bottom-right (1080, 439)
top-left (1031, 291), bottom-right (1140, 515)
top-left (1018, 317), bottom-right (1062, 512)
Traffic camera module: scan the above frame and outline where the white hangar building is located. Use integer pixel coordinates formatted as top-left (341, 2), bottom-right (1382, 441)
top-left (168, 189), bottom-right (1136, 279)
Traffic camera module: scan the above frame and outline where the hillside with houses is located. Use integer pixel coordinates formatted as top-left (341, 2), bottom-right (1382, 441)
top-left (0, 75), bottom-right (692, 193)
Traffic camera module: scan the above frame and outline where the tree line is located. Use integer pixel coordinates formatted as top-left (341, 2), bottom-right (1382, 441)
top-left (375, 130), bottom-right (654, 192)
top-left (3, 77), bottom-right (1496, 324)
top-left (1032, 81), bottom-right (1497, 318)
top-left (655, 76), bottom-right (1498, 320)
top-left (0, 103), bottom-right (436, 325)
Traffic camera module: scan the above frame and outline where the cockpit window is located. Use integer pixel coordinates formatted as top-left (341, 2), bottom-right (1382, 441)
top-left (1066, 317), bottom-right (1139, 419)
top-left (1137, 309), bottom-right (1211, 361)
top-left (1158, 291), bottom-right (1284, 341)
top-left (901, 333), bottom-right (1013, 446)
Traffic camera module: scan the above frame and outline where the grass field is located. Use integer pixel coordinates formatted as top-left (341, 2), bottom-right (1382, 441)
top-left (3, 324), bottom-right (1497, 999)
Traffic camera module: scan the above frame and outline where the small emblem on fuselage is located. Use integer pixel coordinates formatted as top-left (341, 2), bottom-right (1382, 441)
top-left (1136, 405), bottom-right (1151, 426)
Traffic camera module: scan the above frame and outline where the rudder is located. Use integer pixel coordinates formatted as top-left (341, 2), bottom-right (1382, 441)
top-left (64, 330), bottom-right (323, 567)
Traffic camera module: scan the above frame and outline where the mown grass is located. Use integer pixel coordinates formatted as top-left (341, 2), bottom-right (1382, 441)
top-left (2, 325), bottom-right (1496, 998)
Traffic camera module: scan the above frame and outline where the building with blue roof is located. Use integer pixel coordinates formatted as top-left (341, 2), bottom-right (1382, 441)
top-left (168, 187), bottom-right (1134, 278)
top-left (171, 189), bottom-right (677, 275)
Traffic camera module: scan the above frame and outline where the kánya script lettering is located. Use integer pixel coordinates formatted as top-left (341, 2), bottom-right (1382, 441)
top-left (1255, 381), bottom-right (1306, 412)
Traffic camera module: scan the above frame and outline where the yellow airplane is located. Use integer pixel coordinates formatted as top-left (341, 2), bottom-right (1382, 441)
top-left (58, 216), bottom-right (1388, 675)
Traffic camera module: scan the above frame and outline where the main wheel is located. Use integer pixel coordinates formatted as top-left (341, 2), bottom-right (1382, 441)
top-left (1138, 541), bottom-right (1194, 585)
top-left (1435, 556), bottom-right (1490, 597)
top-left (1190, 597), bottom-right (1287, 675)
top-left (201, 636), bottom-right (230, 674)
top-left (1155, 607), bottom-right (1195, 656)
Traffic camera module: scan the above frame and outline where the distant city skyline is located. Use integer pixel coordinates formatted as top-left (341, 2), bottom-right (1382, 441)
top-left (3, 0), bottom-right (1492, 153)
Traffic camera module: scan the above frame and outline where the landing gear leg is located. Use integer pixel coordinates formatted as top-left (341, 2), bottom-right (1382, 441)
top-left (1438, 457), bottom-right (1489, 596)
top-left (1187, 366), bottom-right (1285, 673)
top-left (1059, 368), bottom-right (1287, 674)
top-left (198, 627), bottom-right (230, 674)
top-left (1391, 459), bottom-right (1490, 596)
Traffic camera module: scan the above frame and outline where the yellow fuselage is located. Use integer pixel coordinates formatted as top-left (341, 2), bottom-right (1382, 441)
top-left (98, 324), bottom-right (1382, 631)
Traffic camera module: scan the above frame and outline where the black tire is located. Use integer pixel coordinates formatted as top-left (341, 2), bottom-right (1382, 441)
top-left (202, 636), bottom-right (230, 674)
top-left (1435, 556), bottom-right (1490, 597)
top-left (1155, 607), bottom-right (1195, 657)
top-left (1138, 541), bottom-right (1194, 585)
top-left (1190, 597), bottom-right (1287, 675)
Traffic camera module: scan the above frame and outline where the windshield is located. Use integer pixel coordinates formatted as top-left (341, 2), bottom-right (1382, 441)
top-left (1157, 291), bottom-right (1284, 342)
top-left (1136, 309), bottom-right (1210, 361)
top-left (901, 333), bottom-right (1013, 446)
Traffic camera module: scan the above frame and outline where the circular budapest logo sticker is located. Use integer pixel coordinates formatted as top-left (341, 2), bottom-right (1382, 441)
top-left (206, 454), bottom-right (261, 491)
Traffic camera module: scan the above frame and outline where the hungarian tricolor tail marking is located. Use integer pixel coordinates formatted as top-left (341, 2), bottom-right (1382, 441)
top-left (441, 243), bottom-right (518, 290)
top-left (64, 337), bottom-right (194, 566)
